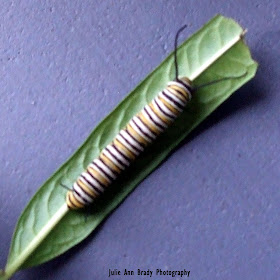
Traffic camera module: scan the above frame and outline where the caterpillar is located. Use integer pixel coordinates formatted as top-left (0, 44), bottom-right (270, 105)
top-left (65, 26), bottom-right (245, 210)
top-left (66, 75), bottom-right (192, 209)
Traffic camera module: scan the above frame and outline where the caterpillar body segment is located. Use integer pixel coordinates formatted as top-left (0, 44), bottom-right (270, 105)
top-left (66, 78), bottom-right (193, 210)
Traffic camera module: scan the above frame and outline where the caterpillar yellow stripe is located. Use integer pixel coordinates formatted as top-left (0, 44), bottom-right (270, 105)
top-left (66, 77), bottom-right (193, 210)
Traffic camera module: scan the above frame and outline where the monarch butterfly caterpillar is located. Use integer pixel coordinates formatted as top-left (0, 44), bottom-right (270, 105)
top-left (65, 25), bottom-right (245, 210)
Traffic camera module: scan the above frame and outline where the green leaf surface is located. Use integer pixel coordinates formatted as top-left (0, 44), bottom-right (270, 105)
top-left (2, 15), bottom-right (257, 279)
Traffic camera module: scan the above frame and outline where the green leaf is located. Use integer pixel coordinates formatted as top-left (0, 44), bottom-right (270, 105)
top-left (1, 14), bottom-right (257, 279)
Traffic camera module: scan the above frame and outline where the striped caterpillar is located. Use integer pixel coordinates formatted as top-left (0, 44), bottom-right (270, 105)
top-left (65, 26), bottom-right (245, 210)
top-left (66, 76), bottom-right (192, 209)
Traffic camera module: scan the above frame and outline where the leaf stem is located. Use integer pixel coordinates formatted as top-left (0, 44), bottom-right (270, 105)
top-left (2, 204), bottom-right (69, 280)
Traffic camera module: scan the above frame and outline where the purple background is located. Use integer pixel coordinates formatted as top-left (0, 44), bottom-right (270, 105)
top-left (0, 1), bottom-right (279, 279)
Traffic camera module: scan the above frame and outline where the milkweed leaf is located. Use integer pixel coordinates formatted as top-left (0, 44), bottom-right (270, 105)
top-left (1, 15), bottom-right (257, 280)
